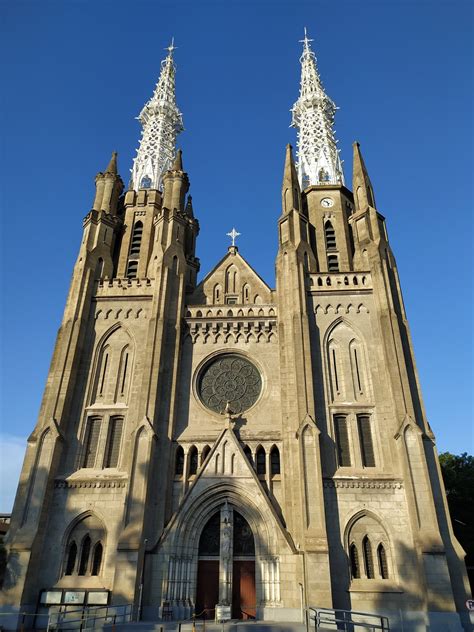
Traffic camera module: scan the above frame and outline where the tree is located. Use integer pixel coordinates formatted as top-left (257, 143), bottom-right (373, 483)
top-left (439, 452), bottom-right (474, 593)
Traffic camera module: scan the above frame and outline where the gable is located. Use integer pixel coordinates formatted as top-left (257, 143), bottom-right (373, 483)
top-left (189, 248), bottom-right (273, 305)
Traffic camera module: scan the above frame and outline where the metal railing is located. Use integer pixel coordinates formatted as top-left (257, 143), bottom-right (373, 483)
top-left (307, 606), bottom-right (390, 632)
top-left (0, 611), bottom-right (49, 631)
top-left (46, 603), bottom-right (132, 631)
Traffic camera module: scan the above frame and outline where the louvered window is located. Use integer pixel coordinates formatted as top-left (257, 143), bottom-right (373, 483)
top-left (83, 417), bottom-right (101, 468)
top-left (129, 221), bottom-right (143, 256)
top-left (358, 415), bottom-right (375, 467)
top-left (126, 260), bottom-right (138, 279)
top-left (363, 536), bottom-right (374, 578)
top-left (349, 543), bottom-right (360, 578)
top-left (377, 543), bottom-right (389, 579)
top-left (334, 415), bottom-right (351, 466)
top-left (188, 446), bottom-right (198, 476)
top-left (327, 254), bottom-right (339, 272)
top-left (104, 416), bottom-right (123, 468)
top-left (78, 535), bottom-right (91, 576)
top-left (270, 446), bottom-right (281, 476)
top-left (256, 447), bottom-right (266, 475)
top-left (325, 221), bottom-right (337, 250)
top-left (65, 541), bottom-right (77, 575)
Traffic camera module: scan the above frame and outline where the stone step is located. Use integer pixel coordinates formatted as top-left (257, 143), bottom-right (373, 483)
top-left (104, 623), bottom-right (312, 632)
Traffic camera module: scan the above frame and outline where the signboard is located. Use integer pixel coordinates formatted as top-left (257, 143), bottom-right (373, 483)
top-left (215, 604), bottom-right (231, 622)
top-left (466, 599), bottom-right (474, 611)
top-left (64, 591), bottom-right (86, 605)
top-left (87, 591), bottom-right (109, 606)
top-left (40, 590), bottom-right (63, 605)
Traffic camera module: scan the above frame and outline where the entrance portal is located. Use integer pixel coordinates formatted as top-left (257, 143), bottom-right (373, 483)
top-left (195, 504), bottom-right (255, 620)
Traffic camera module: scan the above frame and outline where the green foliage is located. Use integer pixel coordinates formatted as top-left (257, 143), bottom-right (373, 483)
top-left (439, 452), bottom-right (474, 569)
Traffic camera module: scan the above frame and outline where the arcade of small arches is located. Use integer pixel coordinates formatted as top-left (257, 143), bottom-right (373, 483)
top-left (174, 443), bottom-right (281, 480)
top-left (62, 515), bottom-right (105, 578)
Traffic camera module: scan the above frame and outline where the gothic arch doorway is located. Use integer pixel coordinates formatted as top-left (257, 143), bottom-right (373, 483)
top-left (195, 503), bottom-right (256, 620)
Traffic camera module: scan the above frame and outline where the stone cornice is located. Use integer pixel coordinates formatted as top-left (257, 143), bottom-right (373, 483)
top-left (323, 478), bottom-right (403, 490)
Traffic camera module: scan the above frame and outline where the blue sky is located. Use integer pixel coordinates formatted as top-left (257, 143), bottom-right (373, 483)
top-left (1, 0), bottom-right (473, 512)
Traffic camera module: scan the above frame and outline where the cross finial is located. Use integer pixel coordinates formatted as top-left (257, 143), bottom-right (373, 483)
top-left (299, 27), bottom-right (313, 51)
top-left (226, 227), bottom-right (241, 247)
top-left (165, 37), bottom-right (177, 55)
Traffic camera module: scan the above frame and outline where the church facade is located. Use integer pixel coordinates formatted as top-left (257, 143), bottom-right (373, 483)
top-left (1, 34), bottom-right (470, 631)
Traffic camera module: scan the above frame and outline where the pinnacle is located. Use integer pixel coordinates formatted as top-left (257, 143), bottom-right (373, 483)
top-left (185, 194), bottom-right (194, 218)
top-left (105, 151), bottom-right (118, 174)
top-left (172, 149), bottom-right (183, 171)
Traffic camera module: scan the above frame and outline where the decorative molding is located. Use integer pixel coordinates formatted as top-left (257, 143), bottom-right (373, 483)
top-left (94, 307), bottom-right (148, 320)
top-left (55, 479), bottom-right (127, 490)
top-left (323, 478), bottom-right (403, 490)
top-left (315, 303), bottom-right (369, 315)
top-left (184, 319), bottom-right (277, 344)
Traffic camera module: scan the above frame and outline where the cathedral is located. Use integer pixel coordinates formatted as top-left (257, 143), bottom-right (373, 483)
top-left (1, 33), bottom-right (471, 632)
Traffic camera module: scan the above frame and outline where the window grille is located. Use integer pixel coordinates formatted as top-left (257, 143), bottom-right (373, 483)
top-left (126, 260), bottom-right (138, 278)
top-left (129, 221), bottom-right (143, 256)
top-left (324, 221), bottom-right (337, 250)
top-left (327, 254), bottom-right (339, 272)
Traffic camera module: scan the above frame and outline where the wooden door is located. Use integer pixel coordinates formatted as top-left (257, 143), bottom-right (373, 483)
top-left (195, 560), bottom-right (219, 619)
top-left (232, 560), bottom-right (256, 619)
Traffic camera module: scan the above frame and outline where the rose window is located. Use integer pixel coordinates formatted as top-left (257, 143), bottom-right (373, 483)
top-left (198, 355), bottom-right (262, 414)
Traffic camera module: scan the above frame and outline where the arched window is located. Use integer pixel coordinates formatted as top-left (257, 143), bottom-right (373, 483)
top-left (324, 221), bottom-right (337, 250)
top-left (243, 445), bottom-right (254, 467)
top-left (91, 542), bottom-right (103, 576)
top-left (270, 446), bottom-right (280, 476)
top-left (65, 541), bottom-right (77, 575)
top-left (63, 515), bottom-right (105, 578)
top-left (175, 446), bottom-right (184, 477)
top-left (334, 415), bottom-right (351, 467)
top-left (256, 447), bottom-right (266, 476)
top-left (362, 536), bottom-right (374, 579)
top-left (377, 543), bottom-right (389, 579)
top-left (130, 221), bottom-right (143, 256)
top-left (188, 446), bottom-right (198, 476)
top-left (199, 512), bottom-right (220, 557)
top-left (78, 535), bottom-right (91, 576)
top-left (349, 543), bottom-right (360, 579)
top-left (140, 175), bottom-right (151, 189)
top-left (201, 445), bottom-right (211, 463)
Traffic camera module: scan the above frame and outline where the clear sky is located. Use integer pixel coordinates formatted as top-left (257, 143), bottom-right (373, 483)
top-left (0, 0), bottom-right (473, 512)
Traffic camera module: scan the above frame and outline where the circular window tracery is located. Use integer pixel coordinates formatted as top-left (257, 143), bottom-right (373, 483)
top-left (198, 354), bottom-right (262, 414)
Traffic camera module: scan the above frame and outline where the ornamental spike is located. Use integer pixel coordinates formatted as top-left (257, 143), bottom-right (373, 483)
top-left (104, 151), bottom-right (118, 175)
top-left (130, 38), bottom-right (184, 192)
top-left (291, 29), bottom-right (344, 188)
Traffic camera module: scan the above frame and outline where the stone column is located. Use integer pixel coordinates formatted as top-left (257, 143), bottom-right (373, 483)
top-left (218, 502), bottom-right (233, 608)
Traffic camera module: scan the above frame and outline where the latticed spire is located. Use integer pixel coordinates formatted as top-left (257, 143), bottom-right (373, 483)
top-left (130, 39), bottom-right (184, 191)
top-left (291, 28), bottom-right (344, 188)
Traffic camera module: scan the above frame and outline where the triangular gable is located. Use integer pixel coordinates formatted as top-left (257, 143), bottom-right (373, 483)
top-left (158, 424), bottom-right (294, 552)
top-left (188, 248), bottom-right (273, 305)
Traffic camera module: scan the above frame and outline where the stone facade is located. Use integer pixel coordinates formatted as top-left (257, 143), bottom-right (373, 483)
top-left (1, 91), bottom-right (471, 632)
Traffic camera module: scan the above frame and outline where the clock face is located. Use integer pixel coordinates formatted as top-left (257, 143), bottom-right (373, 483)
top-left (321, 197), bottom-right (334, 208)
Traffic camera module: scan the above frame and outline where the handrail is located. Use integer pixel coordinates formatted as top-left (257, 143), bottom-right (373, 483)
top-left (46, 602), bottom-right (133, 631)
top-left (307, 605), bottom-right (390, 632)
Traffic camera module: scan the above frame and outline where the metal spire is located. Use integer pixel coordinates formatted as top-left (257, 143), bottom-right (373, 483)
top-left (291, 28), bottom-right (344, 188)
top-left (130, 38), bottom-right (184, 191)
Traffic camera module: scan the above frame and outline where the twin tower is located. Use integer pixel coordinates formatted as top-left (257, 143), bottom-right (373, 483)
top-left (1, 33), bottom-right (470, 632)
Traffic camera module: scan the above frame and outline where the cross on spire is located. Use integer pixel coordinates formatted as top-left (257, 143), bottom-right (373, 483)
top-left (226, 228), bottom-right (241, 247)
top-left (299, 27), bottom-right (313, 50)
top-left (165, 37), bottom-right (177, 55)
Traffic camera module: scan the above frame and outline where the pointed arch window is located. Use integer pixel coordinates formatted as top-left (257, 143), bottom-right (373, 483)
top-left (65, 541), bottom-right (77, 576)
top-left (201, 445), bottom-right (211, 464)
top-left (324, 220), bottom-right (337, 250)
top-left (349, 543), bottom-right (360, 579)
top-left (256, 447), bottom-right (266, 476)
top-left (175, 446), bottom-right (184, 477)
top-left (188, 446), bottom-right (198, 476)
top-left (377, 543), bottom-right (389, 579)
top-left (78, 535), bottom-right (92, 576)
top-left (270, 446), bottom-right (281, 476)
top-left (362, 536), bottom-right (374, 579)
top-left (91, 542), bottom-right (103, 576)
